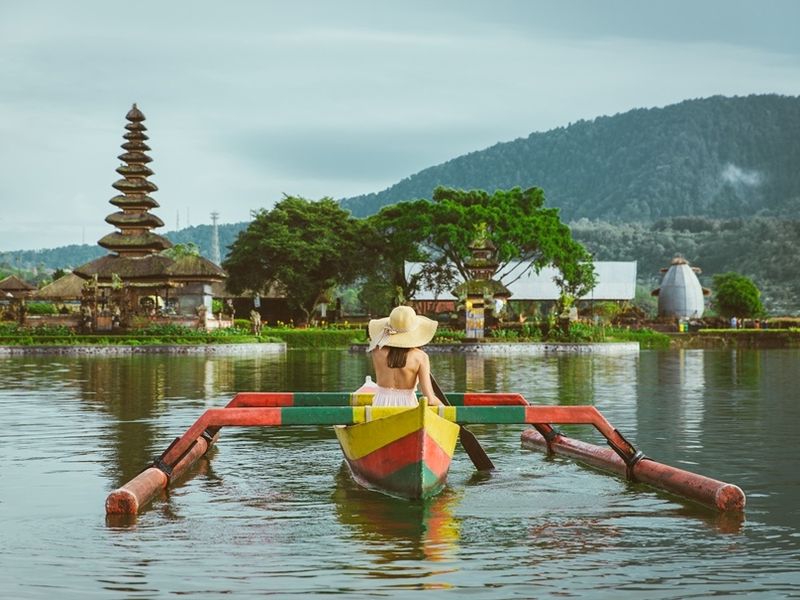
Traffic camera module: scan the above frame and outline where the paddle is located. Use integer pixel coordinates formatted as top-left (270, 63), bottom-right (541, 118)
top-left (430, 374), bottom-right (495, 471)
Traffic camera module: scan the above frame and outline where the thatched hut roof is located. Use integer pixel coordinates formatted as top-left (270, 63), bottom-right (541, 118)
top-left (33, 273), bottom-right (85, 300)
top-left (0, 275), bottom-right (36, 298)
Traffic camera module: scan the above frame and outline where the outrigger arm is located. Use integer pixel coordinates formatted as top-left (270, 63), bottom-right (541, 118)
top-left (106, 392), bottom-right (745, 516)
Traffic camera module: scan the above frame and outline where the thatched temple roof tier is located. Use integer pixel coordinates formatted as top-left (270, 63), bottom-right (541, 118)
top-left (125, 121), bottom-right (146, 132)
top-left (75, 254), bottom-right (225, 283)
top-left (452, 279), bottom-right (512, 299)
top-left (121, 141), bottom-right (151, 152)
top-left (112, 178), bottom-right (158, 193)
top-left (98, 232), bottom-right (172, 253)
top-left (126, 104), bottom-right (145, 121)
top-left (105, 212), bottom-right (165, 228)
top-left (167, 255), bottom-right (228, 279)
top-left (116, 151), bottom-right (153, 164)
top-left (109, 194), bottom-right (159, 209)
top-left (116, 164), bottom-right (154, 178)
top-left (123, 131), bottom-right (149, 141)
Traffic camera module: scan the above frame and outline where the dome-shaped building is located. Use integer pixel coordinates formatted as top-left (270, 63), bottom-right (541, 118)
top-left (651, 257), bottom-right (710, 319)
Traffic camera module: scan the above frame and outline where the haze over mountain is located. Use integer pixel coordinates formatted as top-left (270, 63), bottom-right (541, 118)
top-left (340, 94), bottom-right (800, 221)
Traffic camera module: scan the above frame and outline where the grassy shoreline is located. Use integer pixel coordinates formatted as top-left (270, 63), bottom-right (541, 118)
top-left (1, 323), bottom-right (797, 350)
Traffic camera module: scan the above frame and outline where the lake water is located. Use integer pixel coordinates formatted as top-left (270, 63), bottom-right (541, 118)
top-left (1, 348), bottom-right (799, 599)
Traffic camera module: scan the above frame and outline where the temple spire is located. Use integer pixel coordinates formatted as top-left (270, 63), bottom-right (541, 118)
top-left (98, 103), bottom-right (172, 257)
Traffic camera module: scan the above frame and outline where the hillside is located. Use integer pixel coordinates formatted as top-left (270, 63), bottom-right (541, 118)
top-left (0, 223), bottom-right (248, 275)
top-left (340, 94), bottom-right (800, 221)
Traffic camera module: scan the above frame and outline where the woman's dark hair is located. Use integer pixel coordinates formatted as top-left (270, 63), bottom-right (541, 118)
top-left (387, 346), bottom-right (411, 368)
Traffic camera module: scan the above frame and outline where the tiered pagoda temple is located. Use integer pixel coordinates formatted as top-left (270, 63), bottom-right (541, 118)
top-left (73, 104), bottom-right (226, 330)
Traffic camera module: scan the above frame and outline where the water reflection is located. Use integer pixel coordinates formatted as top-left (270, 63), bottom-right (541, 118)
top-left (464, 353), bottom-right (485, 391)
top-left (332, 466), bottom-right (461, 567)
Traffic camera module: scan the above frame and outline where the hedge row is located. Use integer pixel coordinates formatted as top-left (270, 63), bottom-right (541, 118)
top-left (0, 335), bottom-right (281, 346)
top-left (263, 328), bottom-right (367, 348)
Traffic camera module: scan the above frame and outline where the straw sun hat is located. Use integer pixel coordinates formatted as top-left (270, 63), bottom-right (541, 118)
top-left (367, 306), bottom-right (438, 352)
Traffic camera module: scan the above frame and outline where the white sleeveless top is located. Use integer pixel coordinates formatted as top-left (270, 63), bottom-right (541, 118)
top-left (372, 385), bottom-right (418, 407)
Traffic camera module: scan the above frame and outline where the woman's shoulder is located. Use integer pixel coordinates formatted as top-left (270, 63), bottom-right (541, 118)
top-left (408, 347), bottom-right (429, 362)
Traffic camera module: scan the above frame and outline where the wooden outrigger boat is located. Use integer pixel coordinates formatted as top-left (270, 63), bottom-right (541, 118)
top-left (334, 399), bottom-right (460, 499)
top-left (106, 390), bottom-right (746, 517)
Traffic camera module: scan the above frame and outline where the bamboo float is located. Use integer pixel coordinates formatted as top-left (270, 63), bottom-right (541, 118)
top-left (520, 428), bottom-right (745, 512)
top-left (105, 431), bottom-right (218, 515)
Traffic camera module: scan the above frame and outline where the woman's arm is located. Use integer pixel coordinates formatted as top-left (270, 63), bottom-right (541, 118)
top-left (417, 351), bottom-right (443, 406)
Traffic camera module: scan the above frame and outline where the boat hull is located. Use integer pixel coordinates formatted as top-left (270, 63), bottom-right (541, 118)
top-left (335, 400), bottom-right (460, 499)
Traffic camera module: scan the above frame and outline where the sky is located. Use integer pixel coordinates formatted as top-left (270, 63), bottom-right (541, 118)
top-left (2, 0), bottom-right (799, 251)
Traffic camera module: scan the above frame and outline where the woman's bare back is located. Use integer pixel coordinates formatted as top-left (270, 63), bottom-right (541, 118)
top-left (370, 347), bottom-right (442, 405)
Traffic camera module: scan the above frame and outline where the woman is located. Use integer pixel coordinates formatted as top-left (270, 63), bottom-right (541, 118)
top-left (367, 305), bottom-right (444, 407)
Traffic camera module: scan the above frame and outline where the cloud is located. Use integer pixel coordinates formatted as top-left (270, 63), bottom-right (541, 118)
top-left (2, 1), bottom-right (800, 250)
top-left (721, 163), bottom-right (763, 187)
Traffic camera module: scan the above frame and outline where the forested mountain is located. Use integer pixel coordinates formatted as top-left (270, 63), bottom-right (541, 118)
top-left (0, 223), bottom-right (248, 275)
top-left (341, 95), bottom-right (800, 221)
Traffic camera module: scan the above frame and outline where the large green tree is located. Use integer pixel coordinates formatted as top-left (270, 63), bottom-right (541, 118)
top-left (712, 272), bottom-right (764, 318)
top-left (223, 196), bottom-right (368, 322)
top-left (367, 186), bottom-right (596, 304)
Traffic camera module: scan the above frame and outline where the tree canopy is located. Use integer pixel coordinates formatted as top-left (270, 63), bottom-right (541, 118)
top-left (223, 196), bottom-right (368, 322)
top-left (712, 272), bottom-right (764, 319)
top-left (367, 186), bottom-right (595, 306)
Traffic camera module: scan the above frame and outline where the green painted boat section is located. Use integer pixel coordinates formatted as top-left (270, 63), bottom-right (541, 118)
top-left (352, 459), bottom-right (445, 500)
top-left (292, 393), bottom-right (352, 406)
top-left (277, 405), bottom-right (530, 425)
top-left (455, 405), bottom-right (527, 424)
top-left (442, 393), bottom-right (465, 405)
top-left (282, 406), bottom-right (356, 425)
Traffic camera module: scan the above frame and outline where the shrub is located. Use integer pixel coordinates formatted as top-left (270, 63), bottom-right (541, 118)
top-left (265, 328), bottom-right (366, 348)
top-left (490, 328), bottom-right (519, 341)
top-left (432, 328), bottom-right (465, 343)
top-left (137, 323), bottom-right (197, 336)
top-left (0, 323), bottom-right (20, 335)
top-left (31, 324), bottom-right (74, 336)
top-left (604, 326), bottom-right (671, 348)
top-left (713, 272), bottom-right (764, 318)
top-left (26, 302), bottom-right (59, 316)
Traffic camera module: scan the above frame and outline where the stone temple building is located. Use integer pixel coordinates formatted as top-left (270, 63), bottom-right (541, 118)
top-left (651, 256), bottom-right (710, 319)
top-left (72, 104), bottom-right (226, 330)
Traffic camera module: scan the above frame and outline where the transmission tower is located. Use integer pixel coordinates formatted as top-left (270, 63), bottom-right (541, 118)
top-left (210, 211), bottom-right (221, 265)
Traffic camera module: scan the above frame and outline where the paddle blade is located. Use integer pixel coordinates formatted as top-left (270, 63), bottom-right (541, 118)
top-left (430, 374), bottom-right (495, 472)
top-left (459, 427), bottom-right (495, 471)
